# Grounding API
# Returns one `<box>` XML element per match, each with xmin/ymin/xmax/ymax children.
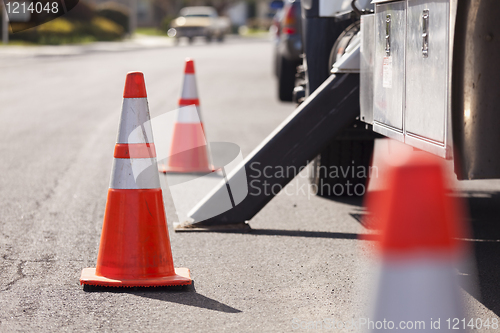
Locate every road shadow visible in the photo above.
<box><xmin>83</xmin><ymin>282</ymin><xmax>241</xmax><ymax>313</ymax></box>
<box><xmin>349</xmin><ymin>212</ymin><xmax>379</xmax><ymax>230</ymax></box>
<box><xmin>187</xmin><ymin>227</ymin><xmax>376</xmax><ymax>241</ymax></box>
<box><xmin>459</xmin><ymin>191</ymin><xmax>500</xmax><ymax>317</ymax></box>
<box><xmin>317</xmin><ymin>194</ymin><xmax>365</xmax><ymax>207</ymax></box>
<box><xmin>248</xmin><ymin>228</ymin><xmax>376</xmax><ymax>240</ymax></box>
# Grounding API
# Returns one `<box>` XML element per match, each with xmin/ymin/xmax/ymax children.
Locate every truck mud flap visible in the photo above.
<box><xmin>175</xmin><ymin>73</ymin><xmax>360</xmax><ymax>231</ymax></box>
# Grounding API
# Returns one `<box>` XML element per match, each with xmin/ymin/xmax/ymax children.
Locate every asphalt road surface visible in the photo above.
<box><xmin>1</xmin><ymin>37</ymin><xmax>500</xmax><ymax>332</ymax></box>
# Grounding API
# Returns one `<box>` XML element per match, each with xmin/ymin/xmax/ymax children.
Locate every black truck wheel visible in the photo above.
<box><xmin>310</xmin><ymin>139</ymin><xmax>374</xmax><ymax>197</ymax></box>
<box><xmin>300</xmin><ymin>11</ymin><xmax>376</xmax><ymax>197</ymax></box>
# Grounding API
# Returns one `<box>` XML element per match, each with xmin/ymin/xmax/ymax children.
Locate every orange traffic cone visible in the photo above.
<box><xmin>363</xmin><ymin>139</ymin><xmax>414</xmax><ymax>228</ymax></box>
<box><xmin>159</xmin><ymin>58</ymin><xmax>212</xmax><ymax>173</ymax></box>
<box><xmin>365</xmin><ymin>152</ymin><xmax>469</xmax><ymax>332</ymax></box>
<box><xmin>80</xmin><ymin>72</ymin><xmax>192</xmax><ymax>287</ymax></box>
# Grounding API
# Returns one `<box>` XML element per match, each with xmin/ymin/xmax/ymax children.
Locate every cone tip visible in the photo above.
<box><xmin>184</xmin><ymin>58</ymin><xmax>195</xmax><ymax>74</ymax></box>
<box><xmin>123</xmin><ymin>72</ymin><xmax>147</xmax><ymax>98</ymax></box>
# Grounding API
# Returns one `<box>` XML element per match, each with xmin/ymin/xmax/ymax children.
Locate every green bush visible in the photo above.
<box><xmin>10</xmin><ymin>17</ymin><xmax>80</xmax><ymax>45</ymax></box>
<box><xmin>38</xmin><ymin>18</ymin><xmax>74</xmax><ymax>34</ymax></box>
<box><xmin>96</xmin><ymin>2</ymin><xmax>130</xmax><ymax>34</ymax></box>
<box><xmin>8</xmin><ymin>2</ymin><xmax>125</xmax><ymax>44</ymax></box>
<box><xmin>90</xmin><ymin>17</ymin><xmax>123</xmax><ymax>41</ymax></box>
<box><xmin>36</xmin><ymin>18</ymin><xmax>76</xmax><ymax>44</ymax></box>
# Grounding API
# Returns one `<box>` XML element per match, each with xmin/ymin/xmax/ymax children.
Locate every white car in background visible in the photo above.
<box><xmin>169</xmin><ymin>6</ymin><xmax>231</xmax><ymax>44</ymax></box>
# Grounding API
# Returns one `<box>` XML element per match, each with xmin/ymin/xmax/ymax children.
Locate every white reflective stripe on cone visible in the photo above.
<box><xmin>180</xmin><ymin>74</ymin><xmax>198</xmax><ymax>100</ymax></box>
<box><xmin>371</xmin><ymin>258</ymin><xmax>464</xmax><ymax>332</ymax></box>
<box><xmin>109</xmin><ymin>158</ymin><xmax>161</xmax><ymax>189</ymax></box>
<box><xmin>117</xmin><ymin>98</ymin><xmax>154</xmax><ymax>144</ymax></box>
<box><xmin>176</xmin><ymin>105</ymin><xmax>202</xmax><ymax>124</ymax></box>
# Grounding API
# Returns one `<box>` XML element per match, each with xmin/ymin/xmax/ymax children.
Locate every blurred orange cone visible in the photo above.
<box><xmin>80</xmin><ymin>72</ymin><xmax>192</xmax><ymax>288</ymax></box>
<box><xmin>365</xmin><ymin>152</ymin><xmax>469</xmax><ymax>332</ymax></box>
<box><xmin>159</xmin><ymin>58</ymin><xmax>212</xmax><ymax>173</ymax></box>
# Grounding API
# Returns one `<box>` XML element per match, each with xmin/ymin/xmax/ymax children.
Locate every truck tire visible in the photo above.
<box><xmin>278</xmin><ymin>56</ymin><xmax>296</xmax><ymax>102</ymax></box>
<box><xmin>304</xmin><ymin>18</ymin><xmax>375</xmax><ymax>198</ymax></box>
<box><xmin>310</xmin><ymin>139</ymin><xmax>374</xmax><ymax>197</ymax></box>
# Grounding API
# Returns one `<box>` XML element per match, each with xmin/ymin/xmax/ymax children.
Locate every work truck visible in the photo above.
<box><xmin>176</xmin><ymin>0</ymin><xmax>500</xmax><ymax>231</ymax></box>
<box><xmin>300</xmin><ymin>0</ymin><xmax>500</xmax><ymax>185</ymax></box>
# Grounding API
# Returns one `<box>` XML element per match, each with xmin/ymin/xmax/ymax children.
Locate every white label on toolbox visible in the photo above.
<box><xmin>383</xmin><ymin>56</ymin><xmax>393</xmax><ymax>89</ymax></box>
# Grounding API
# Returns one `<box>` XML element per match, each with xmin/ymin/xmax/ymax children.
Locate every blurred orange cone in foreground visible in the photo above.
<box><xmin>80</xmin><ymin>72</ymin><xmax>191</xmax><ymax>287</ymax></box>
<box><xmin>159</xmin><ymin>58</ymin><xmax>212</xmax><ymax>173</ymax></box>
<box><xmin>365</xmin><ymin>151</ymin><xmax>469</xmax><ymax>332</ymax></box>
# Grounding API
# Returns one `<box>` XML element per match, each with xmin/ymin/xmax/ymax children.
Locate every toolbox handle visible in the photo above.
<box><xmin>422</xmin><ymin>9</ymin><xmax>429</xmax><ymax>58</ymax></box>
<box><xmin>385</xmin><ymin>14</ymin><xmax>391</xmax><ymax>56</ymax></box>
